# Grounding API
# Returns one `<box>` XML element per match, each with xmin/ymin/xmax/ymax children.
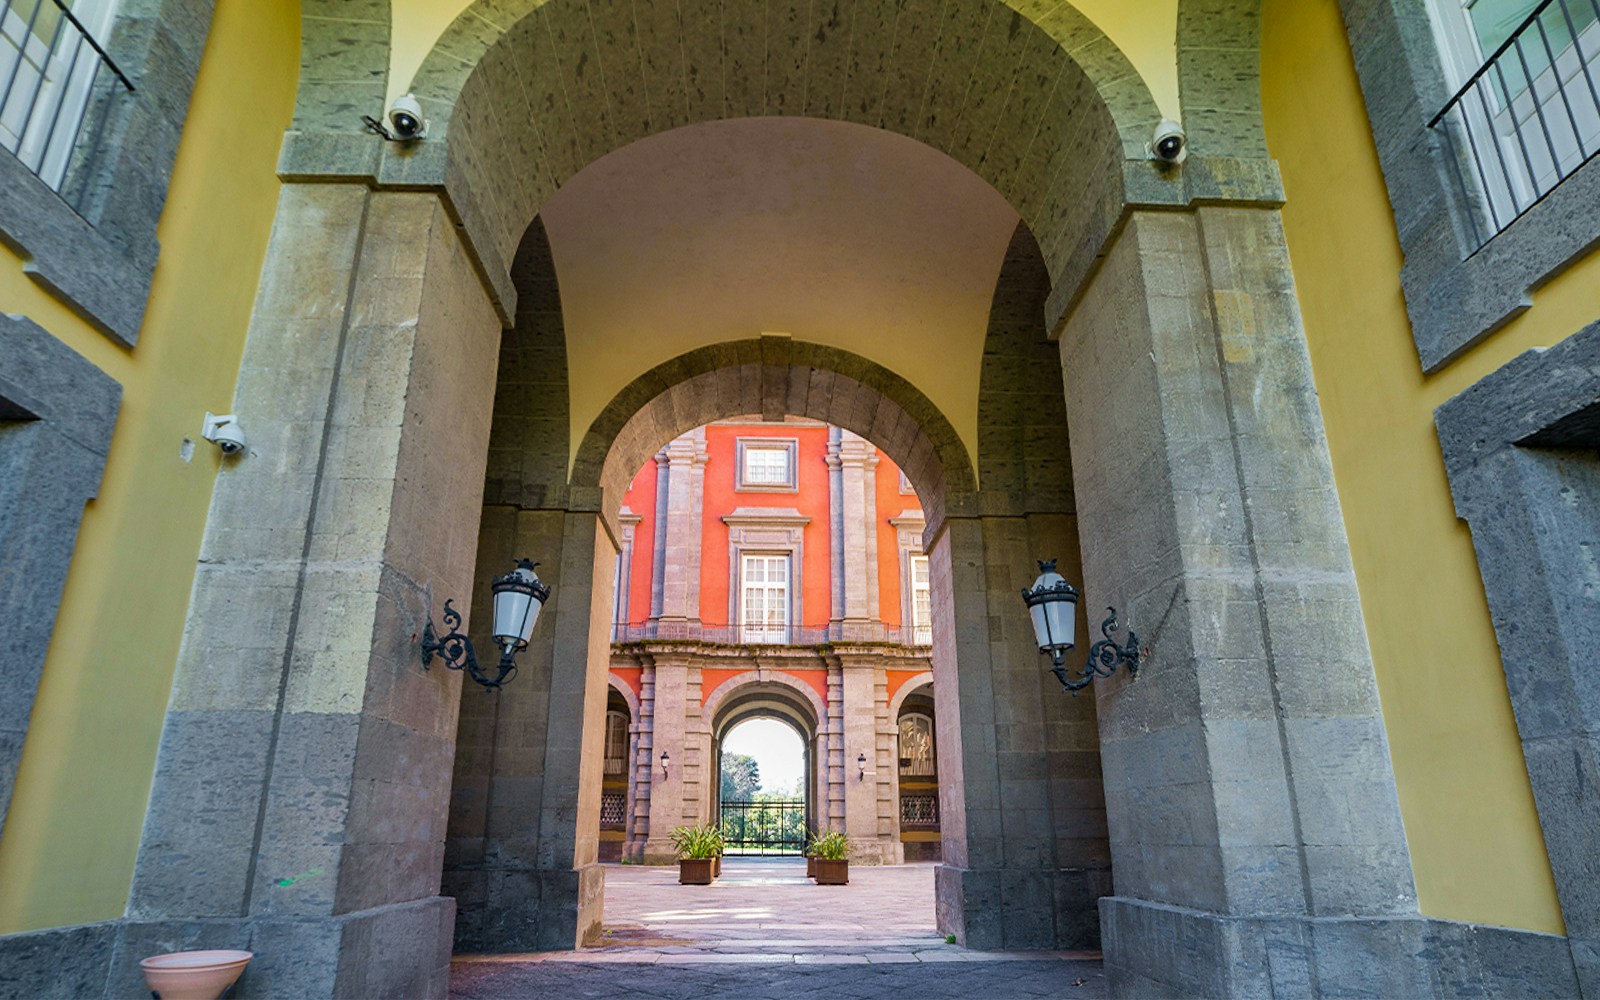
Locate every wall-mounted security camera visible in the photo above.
<box><xmin>201</xmin><ymin>412</ymin><xmax>247</xmax><ymax>456</ymax></box>
<box><xmin>362</xmin><ymin>94</ymin><xmax>429</xmax><ymax>142</ymax></box>
<box><xmin>1148</xmin><ymin>118</ymin><xmax>1187</xmax><ymax>165</ymax></box>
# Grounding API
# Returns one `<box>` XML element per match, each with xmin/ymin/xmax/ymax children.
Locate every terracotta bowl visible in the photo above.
<box><xmin>140</xmin><ymin>950</ymin><xmax>253</xmax><ymax>1000</ymax></box>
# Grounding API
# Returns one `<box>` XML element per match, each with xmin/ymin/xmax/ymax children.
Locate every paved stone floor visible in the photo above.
<box><xmin>451</xmin><ymin>857</ymin><xmax>1106</xmax><ymax>998</ymax></box>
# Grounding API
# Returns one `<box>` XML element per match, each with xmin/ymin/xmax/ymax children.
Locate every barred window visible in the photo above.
<box><xmin>604</xmin><ymin>710</ymin><xmax>628</xmax><ymax>775</ymax></box>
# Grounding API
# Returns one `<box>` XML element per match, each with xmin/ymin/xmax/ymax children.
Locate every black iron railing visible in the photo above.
<box><xmin>1</xmin><ymin>0</ymin><xmax>133</xmax><ymax>210</ymax></box>
<box><xmin>720</xmin><ymin>799</ymin><xmax>806</xmax><ymax>855</ymax></box>
<box><xmin>612</xmin><ymin>620</ymin><xmax>932</xmax><ymax>648</ymax></box>
<box><xmin>1429</xmin><ymin>0</ymin><xmax>1600</xmax><ymax>247</ymax></box>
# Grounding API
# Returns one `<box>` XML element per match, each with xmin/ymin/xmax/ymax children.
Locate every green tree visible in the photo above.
<box><xmin>720</xmin><ymin>753</ymin><xmax>761</xmax><ymax>801</ymax></box>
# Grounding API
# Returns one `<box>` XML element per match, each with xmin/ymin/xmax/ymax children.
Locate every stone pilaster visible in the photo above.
<box><xmin>641</xmin><ymin>654</ymin><xmax>693</xmax><ymax>862</ymax></box>
<box><xmin>1060</xmin><ymin>207</ymin><xmax>1422</xmax><ymax>997</ymax></box>
<box><xmin>832</xmin><ymin>431</ymin><xmax>880</xmax><ymax>635</ymax></box>
<box><xmin>654</xmin><ymin>431</ymin><xmax>707</xmax><ymax>632</ymax></box>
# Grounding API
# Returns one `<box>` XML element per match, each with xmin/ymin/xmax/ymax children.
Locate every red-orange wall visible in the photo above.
<box><xmin>615</xmin><ymin>423</ymin><xmax>915</xmax><ymax>630</ymax></box>
<box><xmin>875</xmin><ymin>454</ymin><xmax>919</xmax><ymax>626</ymax></box>
<box><xmin>700</xmin><ymin>424</ymin><xmax>833</xmax><ymax>627</ymax></box>
<box><xmin>623</xmin><ymin>461</ymin><xmax>657</xmax><ymax>626</ymax></box>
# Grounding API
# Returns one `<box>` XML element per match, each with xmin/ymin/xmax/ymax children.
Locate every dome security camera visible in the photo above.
<box><xmin>1149</xmin><ymin>118</ymin><xmax>1187</xmax><ymax>165</ymax></box>
<box><xmin>202</xmin><ymin>411</ymin><xmax>246</xmax><ymax>456</ymax></box>
<box><xmin>387</xmin><ymin>94</ymin><xmax>428</xmax><ymax>140</ymax></box>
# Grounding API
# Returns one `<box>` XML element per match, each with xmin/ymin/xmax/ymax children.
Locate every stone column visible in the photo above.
<box><xmin>1060</xmin><ymin>208</ymin><xmax>1421</xmax><ymax>997</ymax></box>
<box><xmin>115</xmin><ymin>187</ymin><xmax>501</xmax><ymax>998</ymax></box>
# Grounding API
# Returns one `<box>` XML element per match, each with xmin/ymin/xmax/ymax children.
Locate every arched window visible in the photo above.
<box><xmin>898</xmin><ymin>713</ymin><xmax>935</xmax><ymax>777</ymax></box>
<box><xmin>604</xmin><ymin>710</ymin><xmax>629</xmax><ymax>775</ymax></box>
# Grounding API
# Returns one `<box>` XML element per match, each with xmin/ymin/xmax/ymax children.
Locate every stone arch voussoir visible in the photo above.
<box><xmin>572</xmin><ymin>339</ymin><xmax>976</xmax><ymax>537</ymax></box>
<box><xmin>703</xmin><ymin>671</ymin><xmax>828</xmax><ymax>739</ymax></box>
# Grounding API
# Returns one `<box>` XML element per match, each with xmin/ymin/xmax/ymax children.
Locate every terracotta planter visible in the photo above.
<box><xmin>814</xmin><ymin>859</ymin><xmax>849</xmax><ymax>885</ymax></box>
<box><xmin>140</xmin><ymin>950</ymin><xmax>252</xmax><ymax>1000</ymax></box>
<box><xmin>679</xmin><ymin>858</ymin><xmax>715</xmax><ymax>884</ymax></box>
<box><xmin>806</xmin><ymin>856</ymin><xmax>817</xmax><ymax>878</ymax></box>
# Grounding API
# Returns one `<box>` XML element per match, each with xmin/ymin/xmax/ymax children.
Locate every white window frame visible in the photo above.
<box><xmin>735</xmin><ymin>437</ymin><xmax>799</xmax><ymax>492</ymax></box>
<box><xmin>1</xmin><ymin>0</ymin><xmax>122</xmax><ymax>189</ymax></box>
<box><xmin>1426</xmin><ymin>0</ymin><xmax>1600</xmax><ymax>225</ymax></box>
<box><xmin>908</xmin><ymin>554</ymin><xmax>932</xmax><ymax>646</ymax></box>
<box><xmin>739</xmin><ymin>552</ymin><xmax>791</xmax><ymax>644</ymax></box>
<box><xmin>603</xmin><ymin>710</ymin><xmax>629</xmax><ymax>775</ymax></box>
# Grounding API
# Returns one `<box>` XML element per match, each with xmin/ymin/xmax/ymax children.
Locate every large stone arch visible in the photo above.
<box><xmin>703</xmin><ymin>670</ymin><xmax>828</xmax><ymax>735</ymax></box>
<box><xmin>373</xmin><ymin>0</ymin><xmax>1164</xmax><ymax>320</ymax></box>
<box><xmin>574</xmin><ymin>336</ymin><xmax>978</xmax><ymax>537</ymax></box>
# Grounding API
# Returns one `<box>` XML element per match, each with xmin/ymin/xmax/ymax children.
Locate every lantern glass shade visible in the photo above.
<box><xmin>492</xmin><ymin>559</ymin><xmax>551</xmax><ymax>653</ymax></box>
<box><xmin>1021</xmin><ymin>560</ymin><xmax>1078</xmax><ymax>653</ymax></box>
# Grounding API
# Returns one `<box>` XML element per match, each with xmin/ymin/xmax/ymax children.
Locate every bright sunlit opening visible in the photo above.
<box><xmin>721</xmin><ymin>718</ymin><xmax>804</xmax><ymax>796</ymax></box>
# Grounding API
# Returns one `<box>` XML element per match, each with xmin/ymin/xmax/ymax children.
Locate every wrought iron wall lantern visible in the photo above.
<box><xmin>857</xmin><ymin>752</ymin><xmax>867</xmax><ymax>781</ymax></box>
<box><xmin>421</xmin><ymin>559</ymin><xmax>550</xmax><ymax>691</ymax></box>
<box><xmin>1021</xmin><ymin>559</ymin><xmax>1146</xmax><ymax>695</ymax></box>
<box><xmin>660</xmin><ymin>750</ymin><xmax>670</xmax><ymax>778</ymax></box>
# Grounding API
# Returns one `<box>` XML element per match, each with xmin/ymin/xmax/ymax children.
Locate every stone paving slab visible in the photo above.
<box><xmin>450</xmin><ymin>858</ymin><xmax>1107</xmax><ymax>998</ymax></box>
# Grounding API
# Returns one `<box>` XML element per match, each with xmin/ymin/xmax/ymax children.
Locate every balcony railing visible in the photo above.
<box><xmin>611</xmin><ymin>620</ymin><xmax>933</xmax><ymax>648</ymax></box>
<box><xmin>1</xmin><ymin>0</ymin><xmax>134</xmax><ymax>211</ymax></box>
<box><xmin>1429</xmin><ymin>0</ymin><xmax>1600</xmax><ymax>247</ymax></box>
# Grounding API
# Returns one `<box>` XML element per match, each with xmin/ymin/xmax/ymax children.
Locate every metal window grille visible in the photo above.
<box><xmin>1</xmin><ymin>0</ymin><xmax>133</xmax><ymax>211</ymax></box>
<box><xmin>900</xmin><ymin>794</ymin><xmax>939</xmax><ymax>828</ymax></box>
<box><xmin>1429</xmin><ymin>0</ymin><xmax>1600</xmax><ymax>247</ymax></box>
<box><xmin>720</xmin><ymin>799</ymin><xmax>806</xmax><ymax>854</ymax></box>
<box><xmin>600</xmin><ymin>791</ymin><xmax>626</xmax><ymax>828</ymax></box>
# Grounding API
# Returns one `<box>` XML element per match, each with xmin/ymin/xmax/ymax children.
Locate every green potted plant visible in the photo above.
<box><xmin>810</xmin><ymin>830</ymin><xmax>850</xmax><ymax>885</ymax></box>
<box><xmin>670</xmin><ymin>823</ymin><xmax>723</xmax><ymax>884</ymax></box>
<box><xmin>805</xmin><ymin>833</ymin><xmax>817</xmax><ymax>879</ymax></box>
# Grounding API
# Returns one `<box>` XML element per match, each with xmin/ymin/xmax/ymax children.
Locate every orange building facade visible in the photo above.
<box><xmin>599</xmin><ymin>420</ymin><xmax>940</xmax><ymax>863</ymax></box>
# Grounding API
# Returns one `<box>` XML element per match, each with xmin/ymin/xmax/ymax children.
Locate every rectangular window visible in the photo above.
<box><xmin>604</xmin><ymin>711</ymin><xmax>628</xmax><ymax>775</ymax></box>
<box><xmin>1</xmin><ymin>0</ymin><xmax>127</xmax><ymax>193</ymax></box>
<box><xmin>1427</xmin><ymin>0</ymin><xmax>1600</xmax><ymax>241</ymax></box>
<box><xmin>736</xmin><ymin>438</ymin><xmax>798</xmax><ymax>491</ymax></box>
<box><xmin>909</xmin><ymin>555</ymin><xmax>932</xmax><ymax>646</ymax></box>
<box><xmin>740</xmin><ymin>553</ymin><xmax>790</xmax><ymax>644</ymax></box>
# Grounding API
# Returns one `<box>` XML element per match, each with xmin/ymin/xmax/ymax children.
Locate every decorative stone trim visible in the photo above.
<box><xmin>1434</xmin><ymin>321</ymin><xmax>1600</xmax><ymax>993</ymax></box>
<box><xmin>721</xmin><ymin>507</ymin><xmax>811</xmax><ymax>639</ymax></box>
<box><xmin>0</xmin><ymin>316</ymin><xmax>121</xmax><ymax>840</ymax></box>
<box><xmin>1339</xmin><ymin>0</ymin><xmax>1600</xmax><ymax>370</ymax></box>
<box><xmin>734</xmin><ymin>437</ymin><xmax>799</xmax><ymax>492</ymax></box>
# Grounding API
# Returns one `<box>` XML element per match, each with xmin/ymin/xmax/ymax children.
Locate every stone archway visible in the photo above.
<box><xmin>126</xmin><ymin>1</ymin><xmax>1437</xmax><ymax>995</ymax></box>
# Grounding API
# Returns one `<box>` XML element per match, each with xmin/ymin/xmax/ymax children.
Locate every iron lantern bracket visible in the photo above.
<box><xmin>1049</xmin><ymin>607</ymin><xmax>1146</xmax><ymax>695</ymax></box>
<box><xmin>420</xmin><ymin>599</ymin><xmax>517</xmax><ymax>691</ymax></box>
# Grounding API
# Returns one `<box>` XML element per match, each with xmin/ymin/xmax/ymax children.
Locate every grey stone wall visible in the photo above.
<box><xmin>1436</xmin><ymin>323</ymin><xmax>1600</xmax><ymax>997</ymax></box>
<box><xmin>111</xmin><ymin>186</ymin><xmax>502</xmax><ymax>998</ymax></box>
<box><xmin>1060</xmin><ymin>207</ymin><xmax>1423</xmax><ymax>994</ymax></box>
<box><xmin>0</xmin><ymin>319</ymin><xmax>121</xmax><ymax>842</ymax></box>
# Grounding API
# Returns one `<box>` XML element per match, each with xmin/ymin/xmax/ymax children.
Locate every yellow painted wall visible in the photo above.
<box><xmin>386</xmin><ymin>0</ymin><xmax>1180</xmax><ymax>117</ymax></box>
<box><xmin>0</xmin><ymin>1</ymin><xmax>300</xmax><ymax>932</ymax></box>
<box><xmin>1260</xmin><ymin>0</ymin><xmax>1599</xmax><ymax>934</ymax></box>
